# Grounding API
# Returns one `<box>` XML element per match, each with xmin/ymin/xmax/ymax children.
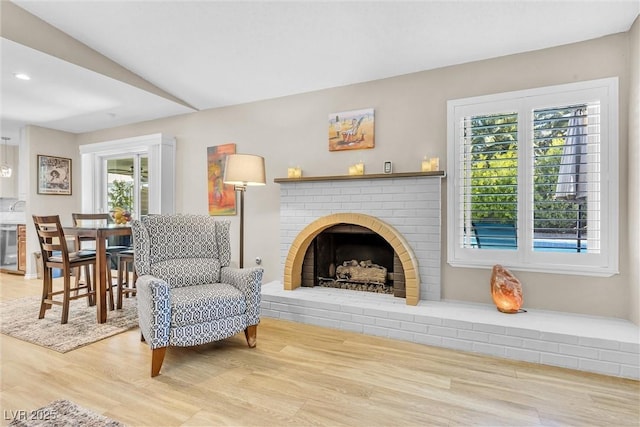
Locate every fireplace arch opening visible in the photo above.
<box><xmin>283</xmin><ymin>213</ymin><xmax>420</xmax><ymax>305</ymax></box>
<box><xmin>309</xmin><ymin>223</ymin><xmax>398</xmax><ymax>295</ymax></box>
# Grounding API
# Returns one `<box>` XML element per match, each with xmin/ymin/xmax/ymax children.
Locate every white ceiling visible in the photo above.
<box><xmin>0</xmin><ymin>38</ymin><xmax>195</xmax><ymax>140</ymax></box>
<box><xmin>2</xmin><ymin>0</ymin><xmax>638</xmax><ymax>142</ymax></box>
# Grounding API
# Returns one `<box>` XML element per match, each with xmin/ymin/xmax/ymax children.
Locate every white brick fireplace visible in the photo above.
<box><xmin>277</xmin><ymin>173</ymin><xmax>443</xmax><ymax>302</ymax></box>
<box><xmin>263</xmin><ymin>173</ymin><xmax>639</xmax><ymax>380</ymax></box>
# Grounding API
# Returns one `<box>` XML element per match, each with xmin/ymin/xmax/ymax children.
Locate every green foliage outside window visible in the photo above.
<box><xmin>468</xmin><ymin>113</ymin><xmax>518</xmax><ymax>225</ymax></box>
<box><xmin>468</xmin><ymin>109</ymin><xmax>582</xmax><ymax>232</ymax></box>
<box><xmin>470</xmin><ymin>148</ymin><xmax>518</xmax><ymax>223</ymax></box>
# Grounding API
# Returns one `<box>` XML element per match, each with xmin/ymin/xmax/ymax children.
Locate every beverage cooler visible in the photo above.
<box><xmin>0</xmin><ymin>224</ymin><xmax>25</xmax><ymax>274</ymax></box>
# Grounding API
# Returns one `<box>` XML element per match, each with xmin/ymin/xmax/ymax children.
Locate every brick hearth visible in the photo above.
<box><xmin>261</xmin><ymin>281</ymin><xmax>640</xmax><ymax>380</ymax></box>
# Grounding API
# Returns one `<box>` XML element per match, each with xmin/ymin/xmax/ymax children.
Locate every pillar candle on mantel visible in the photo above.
<box><xmin>287</xmin><ymin>166</ymin><xmax>302</xmax><ymax>178</ymax></box>
<box><xmin>430</xmin><ymin>157</ymin><xmax>440</xmax><ymax>171</ymax></box>
<box><xmin>421</xmin><ymin>156</ymin><xmax>431</xmax><ymax>172</ymax></box>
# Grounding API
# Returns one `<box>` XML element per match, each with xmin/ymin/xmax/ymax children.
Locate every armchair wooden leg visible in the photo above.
<box><xmin>244</xmin><ymin>325</ymin><xmax>257</xmax><ymax>348</ymax></box>
<box><xmin>151</xmin><ymin>347</ymin><xmax>167</xmax><ymax>377</ymax></box>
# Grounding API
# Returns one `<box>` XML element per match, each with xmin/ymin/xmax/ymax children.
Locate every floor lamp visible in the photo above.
<box><xmin>223</xmin><ymin>154</ymin><xmax>266</xmax><ymax>268</ymax></box>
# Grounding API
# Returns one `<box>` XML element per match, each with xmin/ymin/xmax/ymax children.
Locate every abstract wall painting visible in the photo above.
<box><xmin>207</xmin><ymin>143</ymin><xmax>236</xmax><ymax>215</ymax></box>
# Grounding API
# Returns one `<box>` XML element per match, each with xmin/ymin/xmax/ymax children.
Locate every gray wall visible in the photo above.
<box><xmin>68</xmin><ymin>30</ymin><xmax>637</xmax><ymax>322</ymax></box>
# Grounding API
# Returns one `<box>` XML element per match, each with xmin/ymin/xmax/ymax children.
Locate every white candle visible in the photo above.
<box><xmin>430</xmin><ymin>157</ymin><xmax>440</xmax><ymax>171</ymax></box>
<box><xmin>421</xmin><ymin>156</ymin><xmax>431</xmax><ymax>172</ymax></box>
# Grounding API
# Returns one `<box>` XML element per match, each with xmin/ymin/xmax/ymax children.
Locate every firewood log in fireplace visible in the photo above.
<box><xmin>335</xmin><ymin>259</ymin><xmax>387</xmax><ymax>285</ymax></box>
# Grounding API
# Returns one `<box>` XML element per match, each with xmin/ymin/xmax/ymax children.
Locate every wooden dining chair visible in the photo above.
<box><xmin>32</xmin><ymin>215</ymin><xmax>98</xmax><ymax>324</ymax></box>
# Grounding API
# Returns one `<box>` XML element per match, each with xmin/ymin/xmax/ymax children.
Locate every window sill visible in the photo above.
<box><xmin>447</xmin><ymin>259</ymin><xmax>619</xmax><ymax>278</ymax></box>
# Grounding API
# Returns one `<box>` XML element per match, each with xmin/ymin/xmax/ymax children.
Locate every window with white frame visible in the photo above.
<box><xmin>447</xmin><ymin>78</ymin><xmax>618</xmax><ymax>276</ymax></box>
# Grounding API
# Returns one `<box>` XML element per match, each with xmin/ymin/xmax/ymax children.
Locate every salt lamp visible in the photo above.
<box><xmin>490</xmin><ymin>264</ymin><xmax>523</xmax><ymax>313</ymax></box>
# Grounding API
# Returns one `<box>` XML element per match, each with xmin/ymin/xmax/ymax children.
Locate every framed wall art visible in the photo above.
<box><xmin>37</xmin><ymin>155</ymin><xmax>72</xmax><ymax>195</ymax></box>
<box><xmin>328</xmin><ymin>108</ymin><xmax>375</xmax><ymax>151</ymax></box>
<box><xmin>207</xmin><ymin>143</ymin><xmax>237</xmax><ymax>215</ymax></box>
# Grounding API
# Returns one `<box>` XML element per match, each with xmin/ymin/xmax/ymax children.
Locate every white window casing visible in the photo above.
<box><xmin>447</xmin><ymin>78</ymin><xmax>619</xmax><ymax>277</ymax></box>
<box><xmin>79</xmin><ymin>133</ymin><xmax>176</xmax><ymax>216</ymax></box>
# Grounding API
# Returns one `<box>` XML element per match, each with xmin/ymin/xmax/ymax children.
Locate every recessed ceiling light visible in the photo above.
<box><xmin>14</xmin><ymin>73</ymin><xmax>31</xmax><ymax>80</ymax></box>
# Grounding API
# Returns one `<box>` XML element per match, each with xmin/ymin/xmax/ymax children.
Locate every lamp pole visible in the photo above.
<box><xmin>235</xmin><ymin>184</ymin><xmax>247</xmax><ymax>268</ymax></box>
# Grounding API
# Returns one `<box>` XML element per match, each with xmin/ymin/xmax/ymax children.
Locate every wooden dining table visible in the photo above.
<box><xmin>63</xmin><ymin>223</ymin><xmax>132</xmax><ymax>323</ymax></box>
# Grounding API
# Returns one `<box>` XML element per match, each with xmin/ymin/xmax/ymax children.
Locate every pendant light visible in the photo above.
<box><xmin>1</xmin><ymin>137</ymin><xmax>12</xmax><ymax>178</ymax></box>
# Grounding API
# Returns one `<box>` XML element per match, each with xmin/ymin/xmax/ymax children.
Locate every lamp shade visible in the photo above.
<box><xmin>223</xmin><ymin>154</ymin><xmax>266</xmax><ymax>186</ymax></box>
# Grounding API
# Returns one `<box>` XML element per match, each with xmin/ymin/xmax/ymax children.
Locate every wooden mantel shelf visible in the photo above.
<box><xmin>274</xmin><ymin>170</ymin><xmax>446</xmax><ymax>184</ymax></box>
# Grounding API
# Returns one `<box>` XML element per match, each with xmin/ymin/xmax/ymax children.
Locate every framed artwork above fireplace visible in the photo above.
<box><xmin>328</xmin><ymin>108</ymin><xmax>375</xmax><ymax>151</ymax></box>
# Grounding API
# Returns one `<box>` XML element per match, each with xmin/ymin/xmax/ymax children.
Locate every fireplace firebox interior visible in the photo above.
<box><xmin>302</xmin><ymin>224</ymin><xmax>406</xmax><ymax>297</ymax></box>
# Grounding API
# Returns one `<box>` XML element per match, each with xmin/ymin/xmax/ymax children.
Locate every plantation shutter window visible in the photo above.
<box><xmin>460</xmin><ymin>112</ymin><xmax>519</xmax><ymax>250</ymax></box>
<box><xmin>532</xmin><ymin>104</ymin><xmax>601</xmax><ymax>254</ymax></box>
<box><xmin>447</xmin><ymin>78</ymin><xmax>618</xmax><ymax>277</ymax></box>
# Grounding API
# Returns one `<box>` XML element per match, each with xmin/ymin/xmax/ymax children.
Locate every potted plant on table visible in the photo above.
<box><xmin>108</xmin><ymin>180</ymin><xmax>133</xmax><ymax>225</ymax></box>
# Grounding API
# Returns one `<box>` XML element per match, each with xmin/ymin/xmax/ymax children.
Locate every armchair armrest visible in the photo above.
<box><xmin>221</xmin><ymin>266</ymin><xmax>263</xmax><ymax>326</ymax></box>
<box><xmin>136</xmin><ymin>275</ymin><xmax>171</xmax><ymax>349</ymax></box>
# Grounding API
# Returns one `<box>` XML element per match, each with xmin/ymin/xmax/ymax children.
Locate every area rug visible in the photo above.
<box><xmin>0</xmin><ymin>295</ymin><xmax>138</xmax><ymax>353</ymax></box>
<box><xmin>7</xmin><ymin>399</ymin><xmax>125</xmax><ymax>426</ymax></box>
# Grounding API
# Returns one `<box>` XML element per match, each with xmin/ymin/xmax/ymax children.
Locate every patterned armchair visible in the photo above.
<box><xmin>131</xmin><ymin>214</ymin><xmax>263</xmax><ymax>377</ymax></box>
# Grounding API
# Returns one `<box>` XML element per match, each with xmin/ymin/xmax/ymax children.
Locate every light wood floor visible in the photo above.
<box><xmin>1</xmin><ymin>273</ymin><xmax>638</xmax><ymax>427</ymax></box>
